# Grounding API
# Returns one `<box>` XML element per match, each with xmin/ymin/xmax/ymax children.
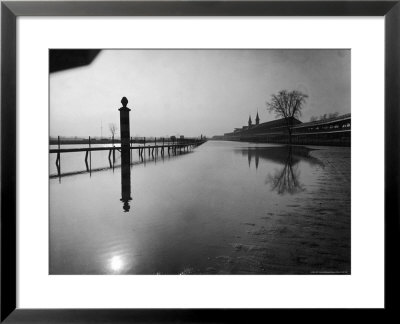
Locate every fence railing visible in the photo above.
<box><xmin>49</xmin><ymin>136</ymin><xmax>206</xmax><ymax>146</ymax></box>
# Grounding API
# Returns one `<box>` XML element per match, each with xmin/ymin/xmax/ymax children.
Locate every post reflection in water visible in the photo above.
<box><xmin>240</xmin><ymin>145</ymin><xmax>324</xmax><ymax>195</ymax></box>
<box><xmin>120</xmin><ymin>147</ymin><xmax>132</xmax><ymax>212</ymax></box>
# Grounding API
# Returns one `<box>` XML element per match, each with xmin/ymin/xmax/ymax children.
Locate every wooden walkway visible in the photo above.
<box><xmin>49</xmin><ymin>142</ymin><xmax>203</xmax><ymax>154</ymax></box>
<box><xmin>50</xmin><ymin>140</ymin><xmax>207</xmax><ymax>177</ymax></box>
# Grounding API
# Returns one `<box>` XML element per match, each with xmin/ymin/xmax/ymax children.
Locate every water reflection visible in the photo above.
<box><xmin>238</xmin><ymin>145</ymin><xmax>324</xmax><ymax>195</ymax></box>
<box><xmin>120</xmin><ymin>155</ymin><xmax>132</xmax><ymax>212</ymax></box>
<box><xmin>50</xmin><ymin>147</ymin><xmax>194</xmax><ymax>181</ymax></box>
<box><xmin>50</xmin><ymin>142</ymin><xmax>350</xmax><ymax>274</ymax></box>
<box><xmin>266</xmin><ymin>148</ymin><xmax>303</xmax><ymax>195</ymax></box>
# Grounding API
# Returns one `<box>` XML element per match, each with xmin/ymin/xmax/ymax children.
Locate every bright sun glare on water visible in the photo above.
<box><xmin>110</xmin><ymin>256</ymin><xmax>124</xmax><ymax>273</ymax></box>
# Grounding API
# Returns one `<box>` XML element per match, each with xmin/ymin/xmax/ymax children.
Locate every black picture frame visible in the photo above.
<box><xmin>1</xmin><ymin>0</ymin><xmax>399</xmax><ymax>322</ymax></box>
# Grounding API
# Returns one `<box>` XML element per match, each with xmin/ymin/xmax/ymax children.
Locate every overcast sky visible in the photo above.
<box><xmin>50</xmin><ymin>49</ymin><xmax>350</xmax><ymax>138</ymax></box>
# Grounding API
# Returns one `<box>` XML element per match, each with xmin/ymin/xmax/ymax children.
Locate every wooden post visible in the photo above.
<box><xmin>85</xmin><ymin>151</ymin><xmax>89</xmax><ymax>171</ymax></box>
<box><xmin>108</xmin><ymin>152</ymin><xmax>112</xmax><ymax>168</ymax></box>
<box><xmin>57</xmin><ymin>136</ymin><xmax>61</xmax><ymax>176</ymax></box>
<box><xmin>56</xmin><ymin>153</ymin><xmax>60</xmax><ymax>175</ymax></box>
<box><xmin>142</xmin><ymin>137</ymin><xmax>146</xmax><ymax>157</ymax></box>
<box><xmin>89</xmin><ymin>136</ymin><xmax>92</xmax><ymax>175</ymax></box>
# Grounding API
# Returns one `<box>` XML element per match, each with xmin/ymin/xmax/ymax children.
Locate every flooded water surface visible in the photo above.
<box><xmin>50</xmin><ymin>141</ymin><xmax>350</xmax><ymax>274</ymax></box>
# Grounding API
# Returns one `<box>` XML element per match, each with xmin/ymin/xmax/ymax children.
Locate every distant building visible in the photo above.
<box><xmin>224</xmin><ymin>116</ymin><xmax>301</xmax><ymax>139</ymax></box>
<box><xmin>221</xmin><ymin>113</ymin><xmax>350</xmax><ymax>146</ymax></box>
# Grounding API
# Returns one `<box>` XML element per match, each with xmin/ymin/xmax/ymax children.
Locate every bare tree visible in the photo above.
<box><xmin>266</xmin><ymin>90</ymin><xmax>308</xmax><ymax>144</ymax></box>
<box><xmin>312</xmin><ymin>112</ymin><xmax>340</xmax><ymax>122</ymax></box>
<box><xmin>109</xmin><ymin>123</ymin><xmax>118</xmax><ymax>145</ymax></box>
<box><xmin>319</xmin><ymin>113</ymin><xmax>328</xmax><ymax>121</ymax></box>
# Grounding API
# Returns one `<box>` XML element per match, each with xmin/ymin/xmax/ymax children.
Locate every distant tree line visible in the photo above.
<box><xmin>309</xmin><ymin>112</ymin><xmax>339</xmax><ymax>122</ymax></box>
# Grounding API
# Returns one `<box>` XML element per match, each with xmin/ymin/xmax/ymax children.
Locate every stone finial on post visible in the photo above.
<box><xmin>121</xmin><ymin>96</ymin><xmax>128</xmax><ymax>108</ymax></box>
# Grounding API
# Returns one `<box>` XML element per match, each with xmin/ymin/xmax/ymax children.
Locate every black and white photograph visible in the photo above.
<box><xmin>49</xmin><ymin>49</ymin><xmax>351</xmax><ymax>275</ymax></box>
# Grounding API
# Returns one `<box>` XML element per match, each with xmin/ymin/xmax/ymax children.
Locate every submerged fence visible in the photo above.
<box><xmin>49</xmin><ymin>136</ymin><xmax>207</xmax><ymax>179</ymax></box>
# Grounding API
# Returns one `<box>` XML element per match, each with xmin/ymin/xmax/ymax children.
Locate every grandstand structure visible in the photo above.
<box><xmin>215</xmin><ymin>113</ymin><xmax>351</xmax><ymax>146</ymax></box>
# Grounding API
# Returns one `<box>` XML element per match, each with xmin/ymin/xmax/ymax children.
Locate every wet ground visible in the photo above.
<box><xmin>50</xmin><ymin>141</ymin><xmax>350</xmax><ymax>274</ymax></box>
<box><xmin>202</xmin><ymin>146</ymin><xmax>350</xmax><ymax>274</ymax></box>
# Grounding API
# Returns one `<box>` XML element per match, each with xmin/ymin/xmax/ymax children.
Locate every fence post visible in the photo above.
<box><xmin>89</xmin><ymin>136</ymin><xmax>92</xmax><ymax>174</ymax></box>
<box><xmin>56</xmin><ymin>136</ymin><xmax>61</xmax><ymax>177</ymax></box>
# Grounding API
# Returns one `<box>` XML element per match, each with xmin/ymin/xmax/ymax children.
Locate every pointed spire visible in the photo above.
<box><xmin>256</xmin><ymin>110</ymin><xmax>260</xmax><ymax>125</ymax></box>
<box><xmin>248</xmin><ymin>115</ymin><xmax>252</xmax><ymax>127</ymax></box>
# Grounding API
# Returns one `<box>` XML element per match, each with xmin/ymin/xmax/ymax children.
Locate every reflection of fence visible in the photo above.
<box><xmin>50</xmin><ymin>136</ymin><xmax>207</xmax><ymax>178</ymax></box>
<box><xmin>49</xmin><ymin>145</ymin><xmax>198</xmax><ymax>180</ymax></box>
